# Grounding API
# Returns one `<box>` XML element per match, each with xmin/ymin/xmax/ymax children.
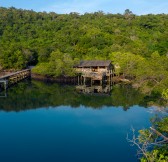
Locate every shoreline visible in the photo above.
<box><xmin>31</xmin><ymin>73</ymin><xmax>78</xmax><ymax>83</ymax></box>
<box><xmin>0</xmin><ymin>70</ymin><xmax>132</xmax><ymax>84</ymax></box>
<box><xmin>31</xmin><ymin>73</ymin><xmax>131</xmax><ymax>84</ymax></box>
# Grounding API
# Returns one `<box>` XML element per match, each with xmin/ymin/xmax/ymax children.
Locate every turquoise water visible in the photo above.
<box><xmin>0</xmin><ymin>80</ymin><xmax>155</xmax><ymax>162</ymax></box>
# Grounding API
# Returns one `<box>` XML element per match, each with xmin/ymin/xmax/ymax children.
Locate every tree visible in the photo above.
<box><xmin>0</xmin><ymin>7</ymin><xmax>168</xmax><ymax>96</ymax></box>
<box><xmin>32</xmin><ymin>50</ymin><xmax>78</xmax><ymax>77</ymax></box>
<box><xmin>124</xmin><ymin>9</ymin><xmax>135</xmax><ymax>20</ymax></box>
<box><xmin>127</xmin><ymin>116</ymin><xmax>168</xmax><ymax>162</ymax></box>
<box><xmin>109</xmin><ymin>52</ymin><xmax>145</xmax><ymax>77</ymax></box>
<box><xmin>162</xmin><ymin>89</ymin><xmax>168</xmax><ymax>100</ymax></box>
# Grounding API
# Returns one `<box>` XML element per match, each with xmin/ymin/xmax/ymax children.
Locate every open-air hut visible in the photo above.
<box><xmin>74</xmin><ymin>60</ymin><xmax>115</xmax><ymax>83</ymax></box>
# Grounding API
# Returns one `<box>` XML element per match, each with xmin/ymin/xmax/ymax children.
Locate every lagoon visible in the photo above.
<box><xmin>0</xmin><ymin>80</ymin><xmax>156</xmax><ymax>162</ymax></box>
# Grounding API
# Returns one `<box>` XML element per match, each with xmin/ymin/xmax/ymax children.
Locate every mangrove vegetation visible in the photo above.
<box><xmin>0</xmin><ymin>7</ymin><xmax>168</xmax><ymax>96</ymax></box>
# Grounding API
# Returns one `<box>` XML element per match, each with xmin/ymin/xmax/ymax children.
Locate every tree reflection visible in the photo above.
<box><xmin>0</xmin><ymin>80</ymin><xmax>164</xmax><ymax>112</ymax></box>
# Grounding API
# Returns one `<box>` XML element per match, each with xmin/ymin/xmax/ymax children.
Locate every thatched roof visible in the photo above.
<box><xmin>75</xmin><ymin>60</ymin><xmax>111</xmax><ymax>67</ymax></box>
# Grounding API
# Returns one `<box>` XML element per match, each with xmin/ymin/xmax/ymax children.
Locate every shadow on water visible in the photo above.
<box><xmin>0</xmin><ymin>79</ymin><xmax>165</xmax><ymax>112</ymax></box>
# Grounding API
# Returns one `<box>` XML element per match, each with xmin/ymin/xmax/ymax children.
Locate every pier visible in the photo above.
<box><xmin>0</xmin><ymin>69</ymin><xmax>31</xmax><ymax>90</ymax></box>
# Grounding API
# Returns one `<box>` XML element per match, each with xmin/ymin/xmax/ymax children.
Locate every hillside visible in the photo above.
<box><xmin>0</xmin><ymin>7</ymin><xmax>168</xmax><ymax>95</ymax></box>
<box><xmin>0</xmin><ymin>7</ymin><xmax>168</xmax><ymax>69</ymax></box>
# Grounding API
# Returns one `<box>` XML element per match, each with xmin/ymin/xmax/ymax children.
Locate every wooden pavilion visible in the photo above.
<box><xmin>74</xmin><ymin>60</ymin><xmax>115</xmax><ymax>84</ymax></box>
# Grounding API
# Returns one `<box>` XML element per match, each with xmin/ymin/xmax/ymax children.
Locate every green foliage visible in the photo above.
<box><xmin>109</xmin><ymin>52</ymin><xmax>145</xmax><ymax>76</ymax></box>
<box><xmin>48</xmin><ymin>50</ymin><xmax>78</xmax><ymax>76</ymax></box>
<box><xmin>0</xmin><ymin>47</ymin><xmax>27</xmax><ymax>70</ymax></box>
<box><xmin>138</xmin><ymin>129</ymin><xmax>153</xmax><ymax>143</ymax></box>
<box><xmin>139</xmin><ymin>53</ymin><xmax>168</xmax><ymax>94</ymax></box>
<box><xmin>110</xmin><ymin>51</ymin><xmax>168</xmax><ymax>95</ymax></box>
<box><xmin>0</xmin><ymin>7</ymin><xmax>168</xmax><ymax>72</ymax></box>
<box><xmin>31</xmin><ymin>63</ymin><xmax>51</xmax><ymax>75</ymax></box>
<box><xmin>0</xmin><ymin>7</ymin><xmax>168</xmax><ymax>94</ymax></box>
<box><xmin>141</xmin><ymin>149</ymin><xmax>168</xmax><ymax>162</ymax></box>
<box><xmin>138</xmin><ymin>117</ymin><xmax>168</xmax><ymax>162</ymax></box>
<box><xmin>156</xmin><ymin>117</ymin><xmax>168</xmax><ymax>133</ymax></box>
<box><xmin>32</xmin><ymin>50</ymin><xmax>78</xmax><ymax>76</ymax></box>
<box><xmin>162</xmin><ymin>89</ymin><xmax>168</xmax><ymax>100</ymax></box>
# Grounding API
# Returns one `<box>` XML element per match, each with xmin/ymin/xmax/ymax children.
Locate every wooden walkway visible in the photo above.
<box><xmin>0</xmin><ymin>69</ymin><xmax>31</xmax><ymax>90</ymax></box>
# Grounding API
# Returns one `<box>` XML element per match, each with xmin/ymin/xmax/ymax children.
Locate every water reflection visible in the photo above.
<box><xmin>0</xmin><ymin>89</ymin><xmax>7</xmax><ymax>98</ymax></box>
<box><xmin>0</xmin><ymin>79</ymin><xmax>166</xmax><ymax>112</ymax></box>
<box><xmin>76</xmin><ymin>84</ymin><xmax>112</xmax><ymax>96</ymax></box>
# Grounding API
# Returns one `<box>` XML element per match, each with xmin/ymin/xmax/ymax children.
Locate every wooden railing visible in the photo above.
<box><xmin>0</xmin><ymin>69</ymin><xmax>31</xmax><ymax>90</ymax></box>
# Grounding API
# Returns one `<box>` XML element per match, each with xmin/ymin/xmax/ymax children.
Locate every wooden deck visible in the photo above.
<box><xmin>82</xmin><ymin>72</ymin><xmax>105</xmax><ymax>80</ymax></box>
<box><xmin>0</xmin><ymin>69</ymin><xmax>31</xmax><ymax>90</ymax></box>
<box><xmin>77</xmin><ymin>71</ymin><xmax>114</xmax><ymax>85</ymax></box>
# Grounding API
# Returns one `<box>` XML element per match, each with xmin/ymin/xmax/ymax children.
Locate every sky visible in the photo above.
<box><xmin>0</xmin><ymin>0</ymin><xmax>168</xmax><ymax>15</ymax></box>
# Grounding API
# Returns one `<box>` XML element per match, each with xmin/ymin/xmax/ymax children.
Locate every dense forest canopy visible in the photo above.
<box><xmin>0</xmin><ymin>7</ymin><xmax>168</xmax><ymax>68</ymax></box>
<box><xmin>0</xmin><ymin>7</ymin><xmax>168</xmax><ymax>95</ymax></box>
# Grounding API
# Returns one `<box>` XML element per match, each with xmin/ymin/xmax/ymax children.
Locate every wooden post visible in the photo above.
<box><xmin>78</xmin><ymin>75</ymin><xmax>79</xmax><ymax>85</ymax></box>
<box><xmin>100</xmin><ymin>79</ymin><xmax>102</xmax><ymax>86</ymax></box>
<box><xmin>4</xmin><ymin>80</ymin><xmax>7</xmax><ymax>90</ymax></box>
<box><xmin>81</xmin><ymin>76</ymin><xmax>82</xmax><ymax>85</ymax></box>
<box><xmin>84</xmin><ymin>77</ymin><xmax>86</xmax><ymax>85</ymax></box>
<box><xmin>110</xmin><ymin>74</ymin><xmax>112</xmax><ymax>85</ymax></box>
